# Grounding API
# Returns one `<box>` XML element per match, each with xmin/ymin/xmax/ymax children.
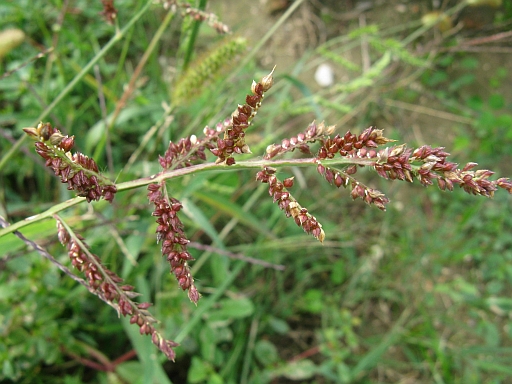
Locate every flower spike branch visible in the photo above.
<box><xmin>23</xmin><ymin>122</ymin><xmax>117</xmax><ymax>203</ymax></box>
<box><xmin>55</xmin><ymin>216</ymin><xmax>179</xmax><ymax>361</ymax></box>
<box><xmin>211</xmin><ymin>67</ymin><xmax>275</xmax><ymax>165</ymax></box>
<box><xmin>260</xmin><ymin>120</ymin><xmax>512</xmax><ymax>234</ymax></box>
<box><xmin>264</xmin><ymin>120</ymin><xmax>337</xmax><ymax>160</ymax></box>
<box><xmin>256</xmin><ymin>167</ymin><xmax>325</xmax><ymax>242</ymax></box>
<box><xmin>148</xmin><ymin>182</ymin><xmax>200</xmax><ymax>304</ymax></box>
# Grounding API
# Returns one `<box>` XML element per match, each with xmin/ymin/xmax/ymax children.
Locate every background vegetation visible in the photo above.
<box><xmin>1</xmin><ymin>0</ymin><xmax>512</xmax><ymax>383</ymax></box>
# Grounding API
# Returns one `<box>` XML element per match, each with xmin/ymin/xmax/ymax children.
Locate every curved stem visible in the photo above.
<box><xmin>0</xmin><ymin>155</ymin><xmax>375</xmax><ymax>238</ymax></box>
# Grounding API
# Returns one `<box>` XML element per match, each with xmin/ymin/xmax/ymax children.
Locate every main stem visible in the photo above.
<box><xmin>0</xmin><ymin>156</ymin><xmax>375</xmax><ymax>238</ymax></box>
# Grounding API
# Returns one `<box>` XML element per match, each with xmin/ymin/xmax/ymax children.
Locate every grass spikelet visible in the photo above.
<box><xmin>172</xmin><ymin>36</ymin><xmax>247</xmax><ymax>105</ymax></box>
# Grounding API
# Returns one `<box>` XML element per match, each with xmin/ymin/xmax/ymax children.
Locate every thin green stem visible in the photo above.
<box><xmin>0</xmin><ymin>196</ymin><xmax>85</xmax><ymax>239</ymax></box>
<box><xmin>105</xmin><ymin>8</ymin><xmax>176</xmax><ymax>137</ymax></box>
<box><xmin>240</xmin><ymin>317</ymin><xmax>260</xmax><ymax>384</ymax></box>
<box><xmin>181</xmin><ymin>0</ymin><xmax>208</xmax><ymax>71</ymax></box>
<box><xmin>0</xmin><ymin>155</ymin><xmax>375</xmax><ymax>239</ymax></box>
<box><xmin>0</xmin><ymin>0</ymin><xmax>154</xmax><ymax>172</ymax></box>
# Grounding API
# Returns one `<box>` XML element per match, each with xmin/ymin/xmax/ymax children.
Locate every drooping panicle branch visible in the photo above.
<box><xmin>23</xmin><ymin>122</ymin><xmax>117</xmax><ymax>203</ymax></box>
<box><xmin>148</xmin><ymin>183</ymin><xmax>200</xmax><ymax>304</ymax></box>
<box><xmin>316</xmin><ymin>160</ymin><xmax>390</xmax><ymax>211</ymax></box>
<box><xmin>374</xmin><ymin>144</ymin><xmax>512</xmax><ymax>198</ymax></box>
<box><xmin>256</xmin><ymin>167</ymin><xmax>325</xmax><ymax>242</ymax></box>
<box><xmin>211</xmin><ymin>67</ymin><xmax>275</xmax><ymax>165</ymax></box>
<box><xmin>261</xmin><ymin>120</ymin><xmax>512</xmax><ymax>234</ymax></box>
<box><xmin>264</xmin><ymin>120</ymin><xmax>336</xmax><ymax>160</ymax></box>
<box><xmin>55</xmin><ymin>216</ymin><xmax>179</xmax><ymax>360</ymax></box>
<box><xmin>311</xmin><ymin>125</ymin><xmax>512</xmax><ymax>206</ymax></box>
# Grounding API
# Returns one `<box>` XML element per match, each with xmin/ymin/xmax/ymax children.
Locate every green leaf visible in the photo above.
<box><xmin>300</xmin><ymin>289</ymin><xmax>323</xmax><ymax>314</ymax></box>
<box><xmin>448</xmin><ymin>73</ymin><xmax>475</xmax><ymax>92</ymax></box>
<box><xmin>206</xmin><ymin>373</ymin><xmax>224</xmax><ymax>384</ymax></box>
<box><xmin>115</xmin><ymin>361</ymin><xmax>145</xmax><ymax>383</ymax></box>
<box><xmin>314</xmin><ymin>96</ymin><xmax>353</xmax><ymax>114</ymax></box>
<box><xmin>2</xmin><ymin>359</ymin><xmax>15</xmax><ymax>380</ymax></box>
<box><xmin>87</xmin><ymin>105</ymin><xmax>160</xmax><ymax>157</ymax></box>
<box><xmin>200</xmin><ymin>325</ymin><xmax>217</xmax><ymax>361</ymax></box>
<box><xmin>174</xmin><ymin>261</ymin><xmax>246</xmax><ymax>344</ymax></box>
<box><xmin>498</xmin><ymin>114</ymin><xmax>512</xmax><ymax>133</ymax></box>
<box><xmin>120</xmin><ymin>276</ymin><xmax>171</xmax><ymax>384</ymax></box>
<box><xmin>489</xmin><ymin>67</ymin><xmax>508</xmax><ymax>88</ymax></box>
<box><xmin>335</xmin><ymin>51</ymin><xmax>391</xmax><ymax>92</ymax></box>
<box><xmin>254</xmin><ymin>340</ymin><xmax>279</xmax><ymax>366</ymax></box>
<box><xmin>461</xmin><ymin>57</ymin><xmax>479</xmax><ymax>70</ymax></box>
<box><xmin>486</xmin><ymin>297</ymin><xmax>512</xmax><ymax>312</ymax></box>
<box><xmin>281</xmin><ymin>75</ymin><xmax>324</xmax><ymax>120</ymax></box>
<box><xmin>488</xmin><ymin>94</ymin><xmax>505</xmax><ymax>110</ymax></box>
<box><xmin>472</xmin><ymin>359</ymin><xmax>512</xmax><ymax>375</ymax></box>
<box><xmin>207</xmin><ymin>297</ymin><xmax>255</xmax><ymax>322</ymax></box>
<box><xmin>193</xmin><ymin>191</ymin><xmax>271</xmax><ymax>237</ymax></box>
<box><xmin>348</xmin><ymin>24</ymin><xmax>379</xmax><ymax>38</ymax></box>
<box><xmin>317</xmin><ymin>46</ymin><xmax>360</xmax><ymax>72</ymax></box>
<box><xmin>120</xmin><ymin>323</ymin><xmax>172</xmax><ymax>384</ymax></box>
<box><xmin>220</xmin><ymin>297</ymin><xmax>255</xmax><ymax>318</ymax></box>
<box><xmin>437</xmin><ymin>55</ymin><xmax>454</xmax><ymax>67</ymax></box>
<box><xmin>466</xmin><ymin>95</ymin><xmax>483</xmax><ymax>110</ymax></box>
<box><xmin>427</xmin><ymin>71</ymin><xmax>448</xmax><ymax>87</ymax></box>
<box><xmin>0</xmin><ymin>218</ymin><xmax>57</xmax><ymax>257</ymax></box>
<box><xmin>188</xmin><ymin>356</ymin><xmax>210</xmax><ymax>383</ymax></box>
<box><xmin>476</xmin><ymin>110</ymin><xmax>497</xmax><ymax>134</ymax></box>
<box><xmin>478</xmin><ymin>321</ymin><xmax>500</xmax><ymax>347</ymax></box>
<box><xmin>182</xmin><ymin>198</ymin><xmax>223</xmax><ymax>246</ymax></box>
<box><xmin>352</xmin><ymin>330</ymin><xmax>401</xmax><ymax>377</ymax></box>
<box><xmin>267</xmin><ymin>316</ymin><xmax>290</xmax><ymax>334</ymax></box>
<box><xmin>121</xmin><ymin>234</ymin><xmax>146</xmax><ymax>278</ymax></box>
<box><xmin>330</xmin><ymin>259</ymin><xmax>346</xmax><ymax>285</ymax></box>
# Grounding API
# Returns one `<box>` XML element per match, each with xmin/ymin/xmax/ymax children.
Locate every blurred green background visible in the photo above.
<box><xmin>1</xmin><ymin>0</ymin><xmax>512</xmax><ymax>383</ymax></box>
